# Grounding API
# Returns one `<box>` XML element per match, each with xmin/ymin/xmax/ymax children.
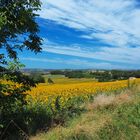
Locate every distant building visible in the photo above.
<box><xmin>91</xmin><ymin>70</ymin><xmax>105</xmax><ymax>73</ymax></box>
<box><xmin>129</xmin><ymin>77</ymin><xmax>136</xmax><ymax>80</ymax></box>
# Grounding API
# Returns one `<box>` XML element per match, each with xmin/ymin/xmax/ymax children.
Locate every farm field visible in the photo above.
<box><xmin>1</xmin><ymin>76</ymin><xmax>140</xmax><ymax>140</ymax></box>
<box><xmin>31</xmin><ymin>85</ymin><xmax>140</xmax><ymax>140</ymax></box>
<box><xmin>1</xmin><ymin>77</ymin><xmax>139</xmax><ymax>110</ymax></box>
<box><xmin>26</xmin><ymin>78</ymin><xmax>140</xmax><ymax>110</ymax></box>
<box><xmin>43</xmin><ymin>74</ymin><xmax>97</xmax><ymax>84</ymax></box>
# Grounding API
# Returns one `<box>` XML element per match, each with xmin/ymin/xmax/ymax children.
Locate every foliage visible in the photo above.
<box><xmin>29</xmin><ymin>72</ymin><xmax>45</xmax><ymax>83</ymax></box>
<box><xmin>0</xmin><ymin>93</ymin><xmax>85</xmax><ymax>139</ymax></box>
<box><xmin>0</xmin><ymin>99</ymin><xmax>53</xmax><ymax>139</ymax></box>
<box><xmin>7</xmin><ymin>59</ymin><xmax>25</xmax><ymax>71</ymax></box>
<box><xmin>0</xmin><ymin>60</ymin><xmax>37</xmax><ymax>139</ymax></box>
<box><xmin>0</xmin><ymin>0</ymin><xmax>42</xmax><ymax>63</ymax></box>
<box><xmin>48</xmin><ymin>78</ymin><xmax>54</xmax><ymax>84</ymax></box>
<box><xmin>0</xmin><ymin>12</ymin><xmax>6</xmax><ymax>29</ymax></box>
<box><xmin>0</xmin><ymin>94</ymin><xmax>26</xmax><ymax>139</ymax></box>
<box><xmin>0</xmin><ymin>0</ymin><xmax>42</xmax><ymax>95</ymax></box>
<box><xmin>0</xmin><ymin>60</ymin><xmax>36</xmax><ymax>95</ymax></box>
<box><xmin>50</xmin><ymin>70</ymin><xmax>140</xmax><ymax>82</ymax></box>
<box><xmin>50</xmin><ymin>70</ymin><xmax>65</xmax><ymax>75</ymax></box>
<box><xmin>0</xmin><ymin>0</ymin><xmax>43</xmax><ymax>139</ymax></box>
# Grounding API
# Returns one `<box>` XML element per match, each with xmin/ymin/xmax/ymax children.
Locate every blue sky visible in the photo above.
<box><xmin>19</xmin><ymin>0</ymin><xmax>140</xmax><ymax>69</ymax></box>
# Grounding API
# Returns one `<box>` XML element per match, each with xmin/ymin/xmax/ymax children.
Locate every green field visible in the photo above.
<box><xmin>43</xmin><ymin>74</ymin><xmax>97</xmax><ymax>84</ymax></box>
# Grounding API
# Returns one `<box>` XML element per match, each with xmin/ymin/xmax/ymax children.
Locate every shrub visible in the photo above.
<box><xmin>29</xmin><ymin>72</ymin><xmax>45</xmax><ymax>83</ymax></box>
<box><xmin>48</xmin><ymin>78</ymin><xmax>54</xmax><ymax>84</ymax></box>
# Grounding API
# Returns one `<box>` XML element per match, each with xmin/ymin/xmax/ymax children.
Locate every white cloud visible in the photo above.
<box><xmin>38</xmin><ymin>0</ymin><xmax>140</xmax><ymax>45</ymax></box>
<box><xmin>37</xmin><ymin>0</ymin><xmax>140</xmax><ymax>68</ymax></box>
<box><xmin>42</xmin><ymin>39</ymin><xmax>140</xmax><ymax>65</ymax></box>
<box><xmin>21</xmin><ymin>57</ymin><xmax>61</xmax><ymax>63</ymax></box>
<box><xmin>20</xmin><ymin>57</ymin><xmax>133</xmax><ymax>69</ymax></box>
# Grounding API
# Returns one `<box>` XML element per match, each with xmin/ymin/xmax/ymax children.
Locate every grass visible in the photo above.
<box><xmin>30</xmin><ymin>86</ymin><xmax>140</xmax><ymax>140</ymax></box>
<box><xmin>43</xmin><ymin>74</ymin><xmax>96</xmax><ymax>84</ymax></box>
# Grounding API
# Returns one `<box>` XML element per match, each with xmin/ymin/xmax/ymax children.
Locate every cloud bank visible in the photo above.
<box><xmin>37</xmin><ymin>0</ymin><xmax>140</xmax><ymax>69</ymax></box>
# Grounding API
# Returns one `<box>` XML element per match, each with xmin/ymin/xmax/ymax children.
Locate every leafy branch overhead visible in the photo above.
<box><xmin>0</xmin><ymin>0</ymin><xmax>42</xmax><ymax>62</ymax></box>
<box><xmin>0</xmin><ymin>0</ymin><xmax>42</xmax><ymax>96</ymax></box>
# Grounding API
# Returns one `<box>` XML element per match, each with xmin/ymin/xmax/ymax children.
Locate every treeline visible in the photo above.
<box><xmin>50</xmin><ymin>70</ymin><xmax>140</xmax><ymax>82</ymax></box>
<box><xmin>50</xmin><ymin>70</ymin><xmax>91</xmax><ymax>78</ymax></box>
<box><xmin>29</xmin><ymin>72</ymin><xmax>45</xmax><ymax>83</ymax></box>
<box><xmin>91</xmin><ymin>70</ymin><xmax>140</xmax><ymax>82</ymax></box>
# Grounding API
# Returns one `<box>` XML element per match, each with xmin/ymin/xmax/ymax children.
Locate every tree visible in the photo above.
<box><xmin>0</xmin><ymin>0</ymin><xmax>43</xmax><ymax>98</ymax></box>
<box><xmin>0</xmin><ymin>12</ymin><xmax>6</xmax><ymax>29</ymax></box>
<box><xmin>0</xmin><ymin>0</ymin><xmax>42</xmax><ymax>94</ymax></box>
<box><xmin>0</xmin><ymin>1</ymin><xmax>42</xmax><ymax>136</ymax></box>
<box><xmin>48</xmin><ymin>78</ymin><xmax>54</xmax><ymax>84</ymax></box>
<box><xmin>29</xmin><ymin>72</ymin><xmax>45</xmax><ymax>83</ymax></box>
<box><xmin>0</xmin><ymin>0</ymin><xmax>42</xmax><ymax>64</ymax></box>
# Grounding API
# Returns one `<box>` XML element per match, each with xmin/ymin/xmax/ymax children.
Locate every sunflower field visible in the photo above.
<box><xmin>1</xmin><ymin>78</ymin><xmax>140</xmax><ymax>135</ymax></box>
<box><xmin>25</xmin><ymin>78</ymin><xmax>140</xmax><ymax>111</ymax></box>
